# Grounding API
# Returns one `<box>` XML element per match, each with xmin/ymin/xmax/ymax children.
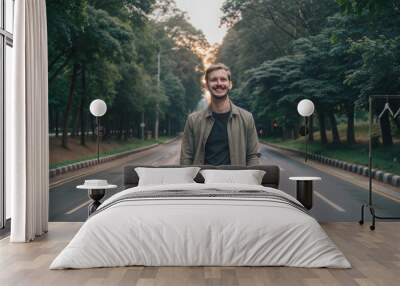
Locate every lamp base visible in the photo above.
<box><xmin>88</xmin><ymin>189</ymin><xmax>105</xmax><ymax>216</ymax></box>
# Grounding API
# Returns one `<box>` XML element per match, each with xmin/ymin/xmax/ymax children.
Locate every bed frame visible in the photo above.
<box><xmin>123</xmin><ymin>165</ymin><xmax>280</xmax><ymax>189</ymax></box>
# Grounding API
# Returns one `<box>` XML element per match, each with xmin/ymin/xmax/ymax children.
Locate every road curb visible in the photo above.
<box><xmin>161</xmin><ymin>136</ymin><xmax>181</xmax><ymax>144</ymax></box>
<box><xmin>262</xmin><ymin>141</ymin><xmax>400</xmax><ymax>188</ymax></box>
<box><xmin>49</xmin><ymin>136</ymin><xmax>182</xmax><ymax>178</ymax></box>
<box><xmin>49</xmin><ymin>136</ymin><xmax>180</xmax><ymax>178</ymax></box>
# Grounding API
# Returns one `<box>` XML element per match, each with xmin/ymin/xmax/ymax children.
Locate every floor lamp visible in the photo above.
<box><xmin>89</xmin><ymin>99</ymin><xmax>107</xmax><ymax>163</ymax></box>
<box><xmin>359</xmin><ymin>94</ymin><xmax>400</xmax><ymax>230</ymax></box>
<box><xmin>297</xmin><ymin>99</ymin><xmax>315</xmax><ymax>162</ymax></box>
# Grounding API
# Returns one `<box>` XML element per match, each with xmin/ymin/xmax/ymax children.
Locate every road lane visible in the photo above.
<box><xmin>259</xmin><ymin>144</ymin><xmax>400</xmax><ymax>221</ymax></box>
<box><xmin>49</xmin><ymin>141</ymin><xmax>180</xmax><ymax>221</ymax></box>
<box><xmin>49</xmin><ymin>140</ymin><xmax>400</xmax><ymax>222</ymax></box>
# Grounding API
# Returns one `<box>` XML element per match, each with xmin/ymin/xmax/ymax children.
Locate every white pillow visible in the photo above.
<box><xmin>200</xmin><ymin>169</ymin><xmax>266</xmax><ymax>185</ymax></box>
<box><xmin>135</xmin><ymin>167</ymin><xmax>201</xmax><ymax>186</ymax></box>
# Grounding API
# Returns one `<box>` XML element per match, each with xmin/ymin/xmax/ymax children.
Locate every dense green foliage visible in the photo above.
<box><xmin>217</xmin><ymin>0</ymin><xmax>400</xmax><ymax>146</ymax></box>
<box><xmin>47</xmin><ymin>0</ymin><xmax>206</xmax><ymax>148</ymax></box>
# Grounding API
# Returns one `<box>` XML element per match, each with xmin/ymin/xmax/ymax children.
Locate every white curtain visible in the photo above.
<box><xmin>8</xmin><ymin>0</ymin><xmax>49</xmax><ymax>242</ymax></box>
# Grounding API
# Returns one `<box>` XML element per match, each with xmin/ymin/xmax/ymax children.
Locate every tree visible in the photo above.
<box><xmin>333</xmin><ymin>1</ymin><xmax>400</xmax><ymax>146</ymax></box>
<box><xmin>48</xmin><ymin>0</ymin><xmax>210</xmax><ymax>148</ymax></box>
<box><xmin>154</xmin><ymin>12</ymin><xmax>206</xmax><ymax>113</ymax></box>
<box><xmin>218</xmin><ymin>0</ymin><xmax>400</xmax><ymax>147</ymax></box>
<box><xmin>337</xmin><ymin>0</ymin><xmax>400</xmax><ymax>15</ymax></box>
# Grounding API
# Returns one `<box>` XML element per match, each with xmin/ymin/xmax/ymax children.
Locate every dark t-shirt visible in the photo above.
<box><xmin>204</xmin><ymin>111</ymin><xmax>231</xmax><ymax>165</ymax></box>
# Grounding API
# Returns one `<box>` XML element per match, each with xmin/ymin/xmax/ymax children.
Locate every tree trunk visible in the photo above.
<box><xmin>290</xmin><ymin>126</ymin><xmax>299</xmax><ymax>140</ymax></box>
<box><xmin>49</xmin><ymin>53</ymin><xmax>72</xmax><ymax>85</ymax></box>
<box><xmin>328</xmin><ymin>111</ymin><xmax>341</xmax><ymax>145</ymax></box>
<box><xmin>103</xmin><ymin>120</ymin><xmax>110</xmax><ymax>141</ymax></box>
<box><xmin>308</xmin><ymin>115</ymin><xmax>314</xmax><ymax>142</ymax></box>
<box><xmin>141</xmin><ymin>112</ymin><xmax>145</xmax><ymax>140</ymax></box>
<box><xmin>168</xmin><ymin>117</ymin><xmax>171</xmax><ymax>136</ymax></box>
<box><xmin>49</xmin><ymin>106</ymin><xmax>53</xmax><ymax>135</ymax></box>
<box><xmin>80</xmin><ymin>65</ymin><xmax>86</xmax><ymax>146</ymax></box>
<box><xmin>62</xmin><ymin>63</ymin><xmax>80</xmax><ymax>148</ymax></box>
<box><xmin>125</xmin><ymin>125</ymin><xmax>129</xmax><ymax>141</ymax></box>
<box><xmin>380</xmin><ymin>112</ymin><xmax>393</xmax><ymax>146</ymax></box>
<box><xmin>118</xmin><ymin>117</ymin><xmax>123</xmax><ymax>140</ymax></box>
<box><xmin>346</xmin><ymin>102</ymin><xmax>356</xmax><ymax>144</ymax></box>
<box><xmin>55</xmin><ymin>108</ymin><xmax>59</xmax><ymax>137</ymax></box>
<box><xmin>49</xmin><ymin>47</ymin><xmax>69</xmax><ymax>71</ymax></box>
<box><xmin>90</xmin><ymin>117</ymin><xmax>96</xmax><ymax>141</ymax></box>
<box><xmin>317</xmin><ymin>109</ymin><xmax>328</xmax><ymax>145</ymax></box>
<box><xmin>395</xmin><ymin>117</ymin><xmax>400</xmax><ymax>130</ymax></box>
<box><xmin>70</xmin><ymin>109</ymin><xmax>79</xmax><ymax>138</ymax></box>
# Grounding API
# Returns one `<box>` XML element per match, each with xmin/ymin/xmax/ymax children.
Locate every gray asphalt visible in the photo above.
<box><xmin>49</xmin><ymin>140</ymin><xmax>400</xmax><ymax>222</ymax></box>
<box><xmin>49</xmin><ymin>142</ymin><xmax>180</xmax><ymax>222</ymax></box>
<box><xmin>259</xmin><ymin>145</ymin><xmax>400</xmax><ymax>221</ymax></box>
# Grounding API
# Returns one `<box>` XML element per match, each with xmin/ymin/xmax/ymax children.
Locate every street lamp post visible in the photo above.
<box><xmin>89</xmin><ymin>99</ymin><xmax>107</xmax><ymax>163</ymax></box>
<box><xmin>297</xmin><ymin>99</ymin><xmax>315</xmax><ymax>162</ymax></box>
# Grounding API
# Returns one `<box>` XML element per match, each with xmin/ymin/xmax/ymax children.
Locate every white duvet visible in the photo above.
<box><xmin>50</xmin><ymin>183</ymin><xmax>351</xmax><ymax>269</ymax></box>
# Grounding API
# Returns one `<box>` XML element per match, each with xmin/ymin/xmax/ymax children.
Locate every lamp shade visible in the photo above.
<box><xmin>89</xmin><ymin>99</ymin><xmax>107</xmax><ymax>117</ymax></box>
<box><xmin>297</xmin><ymin>99</ymin><xmax>315</xmax><ymax>117</ymax></box>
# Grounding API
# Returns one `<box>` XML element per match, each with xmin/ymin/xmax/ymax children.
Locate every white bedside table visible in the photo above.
<box><xmin>77</xmin><ymin>180</ymin><xmax>117</xmax><ymax>216</ymax></box>
<box><xmin>289</xmin><ymin>177</ymin><xmax>321</xmax><ymax>210</ymax></box>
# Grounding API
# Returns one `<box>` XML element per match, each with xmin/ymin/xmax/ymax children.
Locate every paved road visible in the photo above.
<box><xmin>259</xmin><ymin>145</ymin><xmax>400</xmax><ymax>221</ymax></box>
<box><xmin>49</xmin><ymin>140</ymin><xmax>400</xmax><ymax>222</ymax></box>
<box><xmin>49</xmin><ymin>142</ymin><xmax>180</xmax><ymax>222</ymax></box>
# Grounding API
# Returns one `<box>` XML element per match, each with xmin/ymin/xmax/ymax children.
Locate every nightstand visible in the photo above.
<box><xmin>289</xmin><ymin>177</ymin><xmax>321</xmax><ymax>210</ymax></box>
<box><xmin>77</xmin><ymin>180</ymin><xmax>117</xmax><ymax>216</ymax></box>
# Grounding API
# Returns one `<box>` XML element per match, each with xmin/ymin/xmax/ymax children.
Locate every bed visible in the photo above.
<box><xmin>50</xmin><ymin>165</ymin><xmax>351</xmax><ymax>269</ymax></box>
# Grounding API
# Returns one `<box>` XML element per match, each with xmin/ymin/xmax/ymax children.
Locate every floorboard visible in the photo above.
<box><xmin>0</xmin><ymin>222</ymin><xmax>398</xmax><ymax>286</ymax></box>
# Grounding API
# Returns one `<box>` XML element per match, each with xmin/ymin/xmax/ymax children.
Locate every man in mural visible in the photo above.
<box><xmin>180</xmin><ymin>63</ymin><xmax>260</xmax><ymax>166</ymax></box>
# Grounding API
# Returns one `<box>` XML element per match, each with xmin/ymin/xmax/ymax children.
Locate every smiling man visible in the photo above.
<box><xmin>180</xmin><ymin>63</ymin><xmax>260</xmax><ymax>166</ymax></box>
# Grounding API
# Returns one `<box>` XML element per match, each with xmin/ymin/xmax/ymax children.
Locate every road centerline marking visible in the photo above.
<box><xmin>261</xmin><ymin>142</ymin><xmax>400</xmax><ymax>204</ymax></box>
<box><xmin>65</xmin><ymin>200</ymin><xmax>91</xmax><ymax>215</ymax></box>
<box><xmin>314</xmin><ymin>191</ymin><xmax>346</xmax><ymax>212</ymax></box>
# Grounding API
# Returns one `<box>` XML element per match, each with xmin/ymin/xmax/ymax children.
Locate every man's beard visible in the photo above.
<box><xmin>210</xmin><ymin>90</ymin><xmax>229</xmax><ymax>101</ymax></box>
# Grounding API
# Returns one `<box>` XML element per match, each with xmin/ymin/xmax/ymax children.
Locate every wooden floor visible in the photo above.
<box><xmin>0</xmin><ymin>222</ymin><xmax>399</xmax><ymax>286</ymax></box>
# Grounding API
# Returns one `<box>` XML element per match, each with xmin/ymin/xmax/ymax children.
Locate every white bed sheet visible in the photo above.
<box><xmin>50</xmin><ymin>183</ymin><xmax>351</xmax><ymax>269</ymax></box>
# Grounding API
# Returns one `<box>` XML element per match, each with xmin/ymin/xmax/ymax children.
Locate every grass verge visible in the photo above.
<box><xmin>262</xmin><ymin>137</ymin><xmax>400</xmax><ymax>175</ymax></box>
<box><xmin>50</xmin><ymin>136</ymin><xmax>174</xmax><ymax>169</ymax></box>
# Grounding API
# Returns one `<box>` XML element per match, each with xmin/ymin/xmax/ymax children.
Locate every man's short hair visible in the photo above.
<box><xmin>205</xmin><ymin>63</ymin><xmax>231</xmax><ymax>82</ymax></box>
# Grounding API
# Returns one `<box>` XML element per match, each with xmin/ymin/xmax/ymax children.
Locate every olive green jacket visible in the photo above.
<box><xmin>180</xmin><ymin>101</ymin><xmax>260</xmax><ymax>166</ymax></box>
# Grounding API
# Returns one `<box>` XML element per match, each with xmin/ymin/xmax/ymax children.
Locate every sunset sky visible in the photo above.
<box><xmin>175</xmin><ymin>0</ymin><xmax>228</xmax><ymax>45</ymax></box>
